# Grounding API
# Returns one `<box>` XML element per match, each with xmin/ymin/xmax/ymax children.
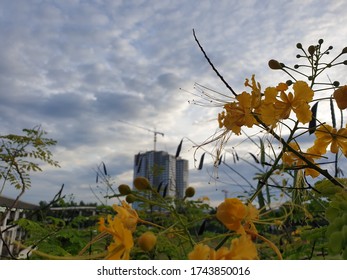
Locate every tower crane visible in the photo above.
<box><xmin>118</xmin><ymin>120</ymin><xmax>164</xmax><ymax>151</ymax></box>
<box><xmin>221</xmin><ymin>189</ymin><xmax>229</xmax><ymax>199</ymax></box>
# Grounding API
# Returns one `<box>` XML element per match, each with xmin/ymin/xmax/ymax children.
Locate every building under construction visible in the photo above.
<box><xmin>133</xmin><ymin>150</ymin><xmax>189</xmax><ymax>200</ymax></box>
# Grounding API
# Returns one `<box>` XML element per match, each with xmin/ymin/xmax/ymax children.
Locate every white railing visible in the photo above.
<box><xmin>0</xmin><ymin>208</ymin><xmax>27</xmax><ymax>259</ymax></box>
<box><xmin>0</xmin><ymin>205</ymin><xmax>99</xmax><ymax>259</ymax></box>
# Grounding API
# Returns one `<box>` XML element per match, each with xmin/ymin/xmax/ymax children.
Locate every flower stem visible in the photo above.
<box><xmin>245</xmin><ymin>230</ymin><xmax>282</xmax><ymax>260</ymax></box>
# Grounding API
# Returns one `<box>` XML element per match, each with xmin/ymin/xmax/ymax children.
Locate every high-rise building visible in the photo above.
<box><xmin>133</xmin><ymin>151</ymin><xmax>188</xmax><ymax>199</ymax></box>
<box><xmin>176</xmin><ymin>158</ymin><xmax>189</xmax><ymax>199</ymax></box>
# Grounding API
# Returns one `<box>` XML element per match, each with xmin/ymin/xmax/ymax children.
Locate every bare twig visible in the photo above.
<box><xmin>193</xmin><ymin>29</ymin><xmax>238</xmax><ymax>97</ymax></box>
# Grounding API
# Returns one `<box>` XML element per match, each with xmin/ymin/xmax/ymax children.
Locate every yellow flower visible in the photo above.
<box><xmin>218</xmin><ymin>76</ymin><xmax>262</xmax><ymax>135</ymax></box>
<box><xmin>261</xmin><ymin>81</ymin><xmax>313</xmax><ymax>125</ymax></box>
<box><xmin>260</xmin><ymin>86</ymin><xmax>280</xmax><ymax>127</ymax></box>
<box><xmin>209</xmin><ymin>246</ymin><xmax>231</xmax><ymax>260</ymax></box>
<box><xmin>188</xmin><ymin>243</ymin><xmax>211</xmax><ymax>260</ymax></box>
<box><xmin>282</xmin><ymin>142</ymin><xmax>300</xmax><ymax>166</ymax></box>
<box><xmin>218</xmin><ymin>79</ymin><xmax>313</xmax><ymax>134</ymax></box>
<box><xmin>216</xmin><ymin>198</ymin><xmax>247</xmax><ymax>232</ymax></box>
<box><xmin>243</xmin><ymin>203</ymin><xmax>260</xmax><ymax>234</ymax></box>
<box><xmin>282</xmin><ymin>142</ymin><xmax>321</xmax><ymax>178</ymax></box>
<box><xmin>245</xmin><ymin>203</ymin><xmax>259</xmax><ymax>221</ymax></box>
<box><xmin>98</xmin><ymin>216</ymin><xmax>133</xmax><ymax>260</ymax></box>
<box><xmin>188</xmin><ymin>235</ymin><xmax>258</xmax><ymax>260</ymax></box>
<box><xmin>311</xmin><ymin>124</ymin><xmax>347</xmax><ymax>156</ymax></box>
<box><xmin>219</xmin><ymin>91</ymin><xmax>257</xmax><ymax>135</ymax></box>
<box><xmin>188</xmin><ymin>244</ymin><xmax>232</xmax><ymax>260</ymax></box>
<box><xmin>112</xmin><ymin>201</ymin><xmax>139</xmax><ymax>232</ymax></box>
<box><xmin>303</xmin><ymin>146</ymin><xmax>322</xmax><ymax>177</ymax></box>
<box><xmin>277</xmin><ymin>81</ymin><xmax>313</xmax><ymax>123</ymax></box>
<box><xmin>244</xmin><ymin>74</ymin><xmax>262</xmax><ymax>109</ymax></box>
<box><xmin>225</xmin><ymin>235</ymin><xmax>258</xmax><ymax>260</ymax></box>
<box><xmin>292</xmin><ymin>81</ymin><xmax>314</xmax><ymax>123</ymax></box>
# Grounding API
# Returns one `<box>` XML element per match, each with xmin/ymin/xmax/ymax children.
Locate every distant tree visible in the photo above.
<box><xmin>0</xmin><ymin>126</ymin><xmax>59</xmax><ymax>258</ymax></box>
<box><xmin>0</xmin><ymin>126</ymin><xmax>59</xmax><ymax>195</ymax></box>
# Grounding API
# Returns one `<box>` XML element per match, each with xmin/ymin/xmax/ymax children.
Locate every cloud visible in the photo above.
<box><xmin>1</xmin><ymin>0</ymin><xmax>347</xmax><ymax>205</ymax></box>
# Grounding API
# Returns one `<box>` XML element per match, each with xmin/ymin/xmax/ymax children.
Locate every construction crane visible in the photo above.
<box><xmin>118</xmin><ymin>120</ymin><xmax>164</xmax><ymax>151</ymax></box>
<box><xmin>221</xmin><ymin>189</ymin><xmax>229</xmax><ymax>199</ymax></box>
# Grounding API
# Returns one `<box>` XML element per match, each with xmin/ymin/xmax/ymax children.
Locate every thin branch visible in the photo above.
<box><xmin>193</xmin><ymin>29</ymin><xmax>238</xmax><ymax>97</ymax></box>
<box><xmin>256</xmin><ymin>116</ymin><xmax>346</xmax><ymax>190</ymax></box>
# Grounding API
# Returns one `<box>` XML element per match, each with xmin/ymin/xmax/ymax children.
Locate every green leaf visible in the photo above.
<box><xmin>330</xmin><ymin>97</ymin><xmax>336</xmax><ymax>128</ymax></box>
<box><xmin>198</xmin><ymin>219</ymin><xmax>207</xmax><ymax>235</ymax></box>
<box><xmin>329</xmin><ymin>231</ymin><xmax>343</xmax><ymax>254</ymax></box>
<box><xmin>175</xmin><ymin>139</ymin><xmax>183</xmax><ymax>158</ymax></box>
<box><xmin>309</xmin><ymin>102</ymin><xmax>318</xmax><ymax>134</ymax></box>
<box><xmin>198</xmin><ymin>153</ymin><xmax>205</xmax><ymax>170</ymax></box>
<box><xmin>102</xmin><ymin>161</ymin><xmax>107</xmax><ymax>175</ymax></box>
<box><xmin>249</xmin><ymin>152</ymin><xmax>259</xmax><ymax>163</ymax></box>
<box><xmin>260</xmin><ymin>137</ymin><xmax>265</xmax><ymax>166</ymax></box>
<box><xmin>326</xmin><ymin>207</ymin><xmax>340</xmax><ymax>222</ymax></box>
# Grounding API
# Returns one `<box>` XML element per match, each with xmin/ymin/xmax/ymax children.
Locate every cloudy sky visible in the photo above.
<box><xmin>1</xmin><ymin>0</ymin><xmax>347</xmax><ymax>206</ymax></box>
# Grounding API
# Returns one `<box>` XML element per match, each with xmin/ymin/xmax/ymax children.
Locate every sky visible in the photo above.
<box><xmin>1</xmin><ymin>0</ymin><xmax>347</xmax><ymax>206</ymax></box>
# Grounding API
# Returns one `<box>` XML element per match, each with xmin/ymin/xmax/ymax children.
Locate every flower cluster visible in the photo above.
<box><xmin>280</xmin><ymin>117</ymin><xmax>347</xmax><ymax>178</ymax></box>
<box><xmin>216</xmin><ymin>198</ymin><xmax>258</xmax><ymax>234</ymax></box>
<box><xmin>311</xmin><ymin>124</ymin><xmax>347</xmax><ymax>156</ymax></box>
<box><xmin>218</xmin><ymin>75</ymin><xmax>314</xmax><ymax>135</ymax></box>
<box><xmin>98</xmin><ymin>215</ymin><xmax>133</xmax><ymax>260</ymax></box>
<box><xmin>282</xmin><ymin>142</ymin><xmax>321</xmax><ymax>178</ymax></box>
<box><xmin>98</xmin><ymin>201</ymin><xmax>139</xmax><ymax>259</ymax></box>
<box><xmin>217</xmin><ymin>72</ymin><xmax>347</xmax><ymax>178</ymax></box>
<box><xmin>281</xmin><ymin>122</ymin><xmax>347</xmax><ymax>178</ymax></box>
<box><xmin>188</xmin><ymin>198</ymin><xmax>260</xmax><ymax>260</ymax></box>
<box><xmin>261</xmin><ymin>81</ymin><xmax>314</xmax><ymax>126</ymax></box>
<box><xmin>188</xmin><ymin>234</ymin><xmax>257</xmax><ymax>260</ymax></box>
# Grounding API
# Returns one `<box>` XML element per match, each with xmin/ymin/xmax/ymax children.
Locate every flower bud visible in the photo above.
<box><xmin>333</xmin><ymin>85</ymin><xmax>347</xmax><ymax>110</ymax></box>
<box><xmin>133</xmin><ymin>176</ymin><xmax>151</xmax><ymax>191</ymax></box>
<box><xmin>268</xmin><ymin>59</ymin><xmax>283</xmax><ymax>70</ymax></box>
<box><xmin>185</xmin><ymin>187</ymin><xmax>195</xmax><ymax>198</ymax></box>
<box><xmin>118</xmin><ymin>184</ymin><xmax>131</xmax><ymax>195</ymax></box>
<box><xmin>138</xmin><ymin>231</ymin><xmax>157</xmax><ymax>251</ymax></box>
<box><xmin>125</xmin><ymin>194</ymin><xmax>136</xmax><ymax>203</ymax></box>
<box><xmin>342</xmin><ymin>47</ymin><xmax>347</xmax><ymax>54</ymax></box>
<box><xmin>296</xmin><ymin>43</ymin><xmax>302</xmax><ymax>49</ymax></box>
<box><xmin>308</xmin><ymin>45</ymin><xmax>315</xmax><ymax>55</ymax></box>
